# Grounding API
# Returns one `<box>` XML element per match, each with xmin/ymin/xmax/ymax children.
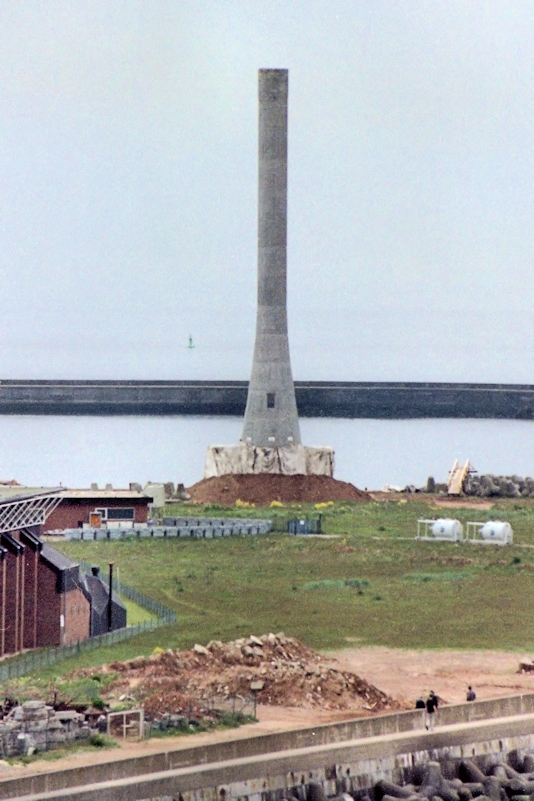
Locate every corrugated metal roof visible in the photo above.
<box><xmin>0</xmin><ymin>486</ymin><xmax>60</xmax><ymax>501</ymax></box>
<box><xmin>58</xmin><ymin>489</ymin><xmax>152</xmax><ymax>500</ymax></box>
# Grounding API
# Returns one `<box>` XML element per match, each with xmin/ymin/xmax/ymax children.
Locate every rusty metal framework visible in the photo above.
<box><xmin>0</xmin><ymin>490</ymin><xmax>63</xmax><ymax>535</ymax></box>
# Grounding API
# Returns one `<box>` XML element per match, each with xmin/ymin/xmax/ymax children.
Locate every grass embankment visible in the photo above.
<box><xmin>28</xmin><ymin>497</ymin><xmax>534</xmax><ymax>678</ymax></box>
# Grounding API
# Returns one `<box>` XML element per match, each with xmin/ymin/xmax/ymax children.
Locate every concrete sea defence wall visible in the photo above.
<box><xmin>5</xmin><ymin>694</ymin><xmax>534</xmax><ymax>801</ymax></box>
<box><xmin>2</xmin><ymin>380</ymin><xmax>534</xmax><ymax>418</ymax></box>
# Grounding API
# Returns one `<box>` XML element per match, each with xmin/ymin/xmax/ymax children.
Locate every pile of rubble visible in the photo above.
<box><xmin>92</xmin><ymin>633</ymin><xmax>401</xmax><ymax>718</ymax></box>
<box><xmin>0</xmin><ymin>700</ymin><xmax>90</xmax><ymax>757</ymax></box>
<box><xmin>466</xmin><ymin>474</ymin><xmax>534</xmax><ymax>498</ymax></box>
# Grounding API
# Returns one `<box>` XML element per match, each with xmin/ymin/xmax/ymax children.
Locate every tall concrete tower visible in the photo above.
<box><xmin>241</xmin><ymin>69</ymin><xmax>301</xmax><ymax>447</ymax></box>
<box><xmin>204</xmin><ymin>69</ymin><xmax>333</xmax><ymax>479</ymax></box>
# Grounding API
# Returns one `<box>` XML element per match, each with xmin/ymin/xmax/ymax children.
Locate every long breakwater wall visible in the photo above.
<box><xmin>6</xmin><ymin>694</ymin><xmax>534</xmax><ymax>801</ymax></box>
<box><xmin>2</xmin><ymin>381</ymin><xmax>534</xmax><ymax>418</ymax></box>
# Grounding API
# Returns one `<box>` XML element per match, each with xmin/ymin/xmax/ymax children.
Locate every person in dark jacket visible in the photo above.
<box><xmin>415</xmin><ymin>695</ymin><xmax>425</xmax><ymax>724</ymax></box>
<box><xmin>466</xmin><ymin>686</ymin><xmax>476</xmax><ymax>702</ymax></box>
<box><xmin>425</xmin><ymin>691</ymin><xmax>439</xmax><ymax>730</ymax></box>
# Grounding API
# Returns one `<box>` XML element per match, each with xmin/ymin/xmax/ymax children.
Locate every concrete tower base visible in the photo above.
<box><xmin>204</xmin><ymin>443</ymin><xmax>334</xmax><ymax>479</ymax></box>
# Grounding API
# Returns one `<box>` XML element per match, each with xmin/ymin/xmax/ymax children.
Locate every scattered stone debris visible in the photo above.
<box><xmin>74</xmin><ymin>633</ymin><xmax>402</xmax><ymax>720</ymax></box>
<box><xmin>187</xmin><ymin>475</ymin><xmax>370</xmax><ymax>506</ymax></box>
<box><xmin>0</xmin><ymin>700</ymin><xmax>90</xmax><ymax>757</ymax></box>
<box><xmin>466</xmin><ymin>474</ymin><xmax>534</xmax><ymax>498</ymax></box>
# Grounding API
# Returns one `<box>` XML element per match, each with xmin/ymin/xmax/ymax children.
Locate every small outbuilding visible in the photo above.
<box><xmin>42</xmin><ymin>487</ymin><xmax>154</xmax><ymax>533</ymax></box>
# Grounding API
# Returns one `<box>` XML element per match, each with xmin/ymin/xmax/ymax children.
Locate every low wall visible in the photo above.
<box><xmin>4</xmin><ymin>694</ymin><xmax>534</xmax><ymax>801</ymax></box>
<box><xmin>64</xmin><ymin>520</ymin><xmax>272</xmax><ymax>541</ymax></box>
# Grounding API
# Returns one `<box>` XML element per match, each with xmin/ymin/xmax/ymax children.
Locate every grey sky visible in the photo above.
<box><xmin>1</xmin><ymin>1</ymin><xmax>533</xmax><ymax>382</ymax></box>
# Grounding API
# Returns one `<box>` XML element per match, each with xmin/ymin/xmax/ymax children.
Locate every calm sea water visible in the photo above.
<box><xmin>0</xmin><ymin>415</ymin><xmax>533</xmax><ymax>491</ymax></box>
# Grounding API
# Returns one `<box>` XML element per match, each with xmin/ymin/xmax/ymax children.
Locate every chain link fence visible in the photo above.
<box><xmin>77</xmin><ymin>560</ymin><xmax>176</xmax><ymax>623</ymax></box>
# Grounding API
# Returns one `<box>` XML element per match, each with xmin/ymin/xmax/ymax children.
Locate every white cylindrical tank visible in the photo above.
<box><xmin>144</xmin><ymin>482</ymin><xmax>166</xmax><ymax>508</ymax></box>
<box><xmin>430</xmin><ymin>518</ymin><xmax>463</xmax><ymax>541</ymax></box>
<box><xmin>480</xmin><ymin>521</ymin><xmax>513</xmax><ymax>544</ymax></box>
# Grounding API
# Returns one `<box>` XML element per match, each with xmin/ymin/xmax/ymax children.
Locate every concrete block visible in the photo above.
<box><xmin>108</xmin><ymin>529</ymin><xmax>122</xmax><ymax>540</ymax></box>
<box><xmin>47</xmin><ymin>731</ymin><xmax>67</xmax><ymax>744</ymax></box>
<box><xmin>152</xmin><ymin>528</ymin><xmax>165</xmax><ymax>537</ymax></box>
<box><xmin>24</xmin><ymin>720</ymin><xmax>48</xmax><ymax>732</ymax></box>
<box><xmin>94</xmin><ymin>529</ymin><xmax>108</xmax><ymax>540</ymax></box>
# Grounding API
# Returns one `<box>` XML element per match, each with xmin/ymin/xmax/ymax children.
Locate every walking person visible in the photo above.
<box><xmin>415</xmin><ymin>695</ymin><xmax>425</xmax><ymax>725</ymax></box>
<box><xmin>425</xmin><ymin>691</ymin><xmax>439</xmax><ymax>730</ymax></box>
<box><xmin>415</xmin><ymin>695</ymin><xmax>426</xmax><ymax>725</ymax></box>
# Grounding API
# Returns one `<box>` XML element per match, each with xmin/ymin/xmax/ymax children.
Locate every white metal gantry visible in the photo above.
<box><xmin>0</xmin><ymin>490</ymin><xmax>63</xmax><ymax>535</ymax></box>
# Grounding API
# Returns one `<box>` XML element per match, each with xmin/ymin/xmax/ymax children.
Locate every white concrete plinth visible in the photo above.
<box><xmin>204</xmin><ymin>443</ymin><xmax>334</xmax><ymax>478</ymax></box>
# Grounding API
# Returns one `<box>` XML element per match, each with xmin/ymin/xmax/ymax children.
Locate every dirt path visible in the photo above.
<box><xmin>2</xmin><ymin>647</ymin><xmax>533</xmax><ymax>780</ymax></box>
<box><xmin>325</xmin><ymin>646</ymin><xmax>534</xmax><ymax>707</ymax></box>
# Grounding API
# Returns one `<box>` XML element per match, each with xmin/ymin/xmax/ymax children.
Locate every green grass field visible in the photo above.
<box><xmin>32</xmin><ymin>496</ymin><xmax>534</xmax><ymax>679</ymax></box>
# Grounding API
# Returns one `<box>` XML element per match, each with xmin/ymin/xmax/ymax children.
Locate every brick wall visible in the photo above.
<box><xmin>2</xmin><ymin>541</ymin><xmax>23</xmax><ymax>655</ymax></box>
<box><xmin>22</xmin><ymin>540</ymin><xmax>39</xmax><ymax>650</ymax></box>
<box><xmin>36</xmin><ymin>559</ymin><xmax>61</xmax><ymax>648</ymax></box>
<box><xmin>63</xmin><ymin>587</ymin><xmax>90</xmax><ymax>645</ymax></box>
<box><xmin>43</xmin><ymin>499</ymin><xmax>149</xmax><ymax>532</ymax></box>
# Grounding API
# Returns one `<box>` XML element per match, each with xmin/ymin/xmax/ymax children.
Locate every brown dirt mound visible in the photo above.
<box><xmin>187</xmin><ymin>474</ymin><xmax>370</xmax><ymax>506</ymax></box>
<box><xmin>76</xmin><ymin>634</ymin><xmax>403</xmax><ymax>719</ymax></box>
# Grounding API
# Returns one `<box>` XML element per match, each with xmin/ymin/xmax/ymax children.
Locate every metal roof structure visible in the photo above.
<box><xmin>0</xmin><ymin>489</ymin><xmax>63</xmax><ymax>535</ymax></box>
<box><xmin>58</xmin><ymin>489</ymin><xmax>152</xmax><ymax>500</ymax></box>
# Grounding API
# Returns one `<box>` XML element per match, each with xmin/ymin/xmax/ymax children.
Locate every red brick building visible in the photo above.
<box><xmin>0</xmin><ymin>529</ymin><xmax>90</xmax><ymax>654</ymax></box>
<box><xmin>0</xmin><ymin>490</ymin><xmax>128</xmax><ymax>656</ymax></box>
<box><xmin>42</xmin><ymin>488</ymin><xmax>153</xmax><ymax>532</ymax></box>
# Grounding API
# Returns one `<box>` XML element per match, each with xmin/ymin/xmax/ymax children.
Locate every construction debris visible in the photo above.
<box><xmin>75</xmin><ymin>634</ymin><xmax>402</xmax><ymax>720</ymax></box>
<box><xmin>0</xmin><ymin>700</ymin><xmax>90</xmax><ymax>757</ymax></box>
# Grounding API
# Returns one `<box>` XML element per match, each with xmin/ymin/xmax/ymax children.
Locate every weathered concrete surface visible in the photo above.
<box><xmin>2</xmin><ymin>380</ymin><xmax>534</xmax><ymax>418</ymax></box>
<box><xmin>12</xmin><ymin>713</ymin><xmax>534</xmax><ymax>801</ymax></box>
<box><xmin>241</xmin><ymin>68</ymin><xmax>301</xmax><ymax>447</ymax></box>
<box><xmin>4</xmin><ymin>694</ymin><xmax>534</xmax><ymax>801</ymax></box>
